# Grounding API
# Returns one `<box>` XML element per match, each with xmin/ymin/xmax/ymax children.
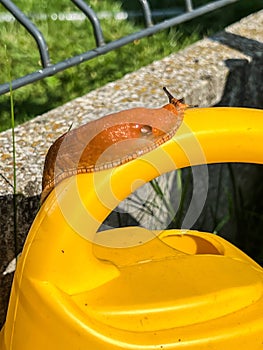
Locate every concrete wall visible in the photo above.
<box><xmin>0</xmin><ymin>10</ymin><xmax>262</xmax><ymax>327</ymax></box>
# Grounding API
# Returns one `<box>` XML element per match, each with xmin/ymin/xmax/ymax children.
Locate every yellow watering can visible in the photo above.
<box><xmin>1</xmin><ymin>102</ymin><xmax>263</xmax><ymax>349</ymax></box>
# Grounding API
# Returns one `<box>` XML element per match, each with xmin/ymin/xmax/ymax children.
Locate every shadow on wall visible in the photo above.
<box><xmin>0</xmin><ymin>194</ymin><xmax>40</xmax><ymax>328</ymax></box>
<box><xmin>213</xmin><ymin>31</ymin><xmax>263</xmax><ymax>108</ymax></box>
<box><xmin>194</xmin><ymin>31</ymin><xmax>263</xmax><ymax>262</ymax></box>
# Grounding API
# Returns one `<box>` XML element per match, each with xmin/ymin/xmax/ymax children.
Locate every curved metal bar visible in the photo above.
<box><xmin>185</xmin><ymin>0</ymin><xmax>193</xmax><ymax>12</ymax></box>
<box><xmin>0</xmin><ymin>0</ymin><xmax>240</xmax><ymax>95</ymax></box>
<box><xmin>0</xmin><ymin>0</ymin><xmax>50</xmax><ymax>68</ymax></box>
<box><xmin>70</xmin><ymin>0</ymin><xmax>105</xmax><ymax>47</ymax></box>
<box><xmin>138</xmin><ymin>0</ymin><xmax>153</xmax><ymax>27</ymax></box>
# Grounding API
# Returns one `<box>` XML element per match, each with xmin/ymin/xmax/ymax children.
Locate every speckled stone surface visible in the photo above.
<box><xmin>0</xmin><ymin>10</ymin><xmax>263</xmax><ymax>327</ymax></box>
<box><xmin>1</xmin><ymin>10</ymin><xmax>262</xmax><ymax>198</ymax></box>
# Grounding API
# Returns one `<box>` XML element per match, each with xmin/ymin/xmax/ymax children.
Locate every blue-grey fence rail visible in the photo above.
<box><xmin>0</xmin><ymin>0</ymin><xmax>239</xmax><ymax>95</ymax></box>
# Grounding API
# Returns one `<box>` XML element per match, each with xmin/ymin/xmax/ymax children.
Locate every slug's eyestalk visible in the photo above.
<box><xmin>163</xmin><ymin>86</ymin><xmax>188</xmax><ymax>111</ymax></box>
<box><xmin>163</xmin><ymin>86</ymin><xmax>174</xmax><ymax>103</ymax></box>
<box><xmin>163</xmin><ymin>86</ymin><xmax>185</xmax><ymax>105</ymax></box>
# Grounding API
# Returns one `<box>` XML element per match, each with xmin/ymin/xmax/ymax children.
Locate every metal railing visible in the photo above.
<box><xmin>0</xmin><ymin>0</ymin><xmax>239</xmax><ymax>95</ymax></box>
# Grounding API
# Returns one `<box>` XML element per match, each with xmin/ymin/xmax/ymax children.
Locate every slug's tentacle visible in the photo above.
<box><xmin>163</xmin><ymin>86</ymin><xmax>175</xmax><ymax>103</ymax></box>
<box><xmin>41</xmin><ymin>87</ymin><xmax>189</xmax><ymax>204</ymax></box>
<box><xmin>162</xmin><ymin>86</ymin><xmax>189</xmax><ymax>112</ymax></box>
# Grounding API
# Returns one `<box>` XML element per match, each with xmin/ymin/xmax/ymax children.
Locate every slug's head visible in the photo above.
<box><xmin>162</xmin><ymin>86</ymin><xmax>189</xmax><ymax>114</ymax></box>
<box><xmin>134</xmin><ymin>86</ymin><xmax>189</xmax><ymax>139</ymax></box>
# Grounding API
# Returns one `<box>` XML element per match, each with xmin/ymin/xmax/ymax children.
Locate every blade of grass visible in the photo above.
<box><xmin>5</xmin><ymin>46</ymin><xmax>18</xmax><ymax>260</ymax></box>
<box><xmin>0</xmin><ymin>173</ymin><xmax>14</xmax><ymax>189</ymax></box>
<box><xmin>169</xmin><ymin>169</ymin><xmax>192</xmax><ymax>228</ymax></box>
<box><xmin>150</xmin><ymin>178</ymin><xmax>176</xmax><ymax>220</ymax></box>
<box><xmin>213</xmin><ymin>213</ymin><xmax>231</xmax><ymax>234</ymax></box>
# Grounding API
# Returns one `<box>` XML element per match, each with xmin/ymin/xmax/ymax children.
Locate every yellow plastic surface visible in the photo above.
<box><xmin>1</xmin><ymin>107</ymin><xmax>263</xmax><ymax>349</ymax></box>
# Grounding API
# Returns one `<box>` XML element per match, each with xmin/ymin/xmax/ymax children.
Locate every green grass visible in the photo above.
<box><xmin>4</xmin><ymin>46</ymin><xmax>19</xmax><ymax>259</ymax></box>
<box><xmin>0</xmin><ymin>0</ymin><xmax>262</xmax><ymax>131</ymax></box>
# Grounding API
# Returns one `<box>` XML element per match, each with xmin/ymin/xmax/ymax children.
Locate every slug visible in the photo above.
<box><xmin>41</xmin><ymin>87</ymin><xmax>188</xmax><ymax>204</ymax></box>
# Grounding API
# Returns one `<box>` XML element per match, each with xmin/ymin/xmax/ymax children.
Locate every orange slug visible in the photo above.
<box><xmin>41</xmin><ymin>87</ymin><xmax>188</xmax><ymax>204</ymax></box>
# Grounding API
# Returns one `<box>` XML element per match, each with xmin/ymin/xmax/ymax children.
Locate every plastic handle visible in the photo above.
<box><xmin>15</xmin><ymin>107</ymin><xmax>263</xmax><ymax>292</ymax></box>
<box><xmin>52</xmin><ymin>106</ymin><xmax>263</xmax><ymax>237</ymax></box>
